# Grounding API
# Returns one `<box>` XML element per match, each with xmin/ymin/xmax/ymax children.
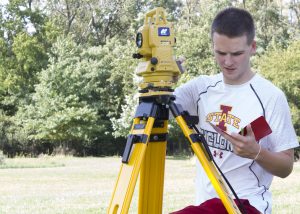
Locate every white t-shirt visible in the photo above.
<box><xmin>174</xmin><ymin>73</ymin><xmax>299</xmax><ymax>214</ymax></box>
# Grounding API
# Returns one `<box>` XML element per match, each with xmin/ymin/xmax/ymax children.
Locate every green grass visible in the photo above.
<box><xmin>0</xmin><ymin>156</ymin><xmax>299</xmax><ymax>213</ymax></box>
<box><xmin>0</xmin><ymin>156</ymin><xmax>65</xmax><ymax>168</ymax></box>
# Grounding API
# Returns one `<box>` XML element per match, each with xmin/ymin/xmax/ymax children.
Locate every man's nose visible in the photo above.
<box><xmin>224</xmin><ymin>54</ymin><xmax>233</xmax><ymax>66</ymax></box>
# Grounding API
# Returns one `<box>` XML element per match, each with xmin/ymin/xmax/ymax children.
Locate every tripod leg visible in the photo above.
<box><xmin>107</xmin><ymin>116</ymin><xmax>155</xmax><ymax>214</ymax></box>
<box><xmin>138</xmin><ymin>120</ymin><xmax>168</xmax><ymax>214</ymax></box>
<box><xmin>170</xmin><ymin>103</ymin><xmax>242</xmax><ymax>214</ymax></box>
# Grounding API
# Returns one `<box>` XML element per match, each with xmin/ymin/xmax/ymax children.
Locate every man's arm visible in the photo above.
<box><xmin>255</xmin><ymin>148</ymin><xmax>294</xmax><ymax>178</ymax></box>
<box><xmin>223</xmin><ymin>125</ymin><xmax>294</xmax><ymax>178</ymax></box>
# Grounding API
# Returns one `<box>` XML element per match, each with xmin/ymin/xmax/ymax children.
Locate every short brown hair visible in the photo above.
<box><xmin>211</xmin><ymin>7</ymin><xmax>255</xmax><ymax>44</ymax></box>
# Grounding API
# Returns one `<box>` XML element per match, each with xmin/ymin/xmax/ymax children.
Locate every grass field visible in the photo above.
<box><xmin>0</xmin><ymin>156</ymin><xmax>299</xmax><ymax>214</ymax></box>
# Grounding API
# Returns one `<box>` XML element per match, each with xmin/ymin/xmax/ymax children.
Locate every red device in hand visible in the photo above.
<box><xmin>209</xmin><ymin>116</ymin><xmax>272</xmax><ymax>141</ymax></box>
<box><xmin>239</xmin><ymin>116</ymin><xmax>272</xmax><ymax>141</ymax></box>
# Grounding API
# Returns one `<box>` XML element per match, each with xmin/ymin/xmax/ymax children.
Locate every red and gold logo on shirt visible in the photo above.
<box><xmin>206</xmin><ymin>105</ymin><xmax>241</xmax><ymax>131</ymax></box>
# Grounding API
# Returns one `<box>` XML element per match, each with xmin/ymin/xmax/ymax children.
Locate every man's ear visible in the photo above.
<box><xmin>250</xmin><ymin>40</ymin><xmax>257</xmax><ymax>55</ymax></box>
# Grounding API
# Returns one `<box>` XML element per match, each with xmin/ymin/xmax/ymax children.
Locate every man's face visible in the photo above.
<box><xmin>212</xmin><ymin>33</ymin><xmax>256</xmax><ymax>85</ymax></box>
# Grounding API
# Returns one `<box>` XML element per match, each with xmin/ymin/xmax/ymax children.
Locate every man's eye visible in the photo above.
<box><xmin>217</xmin><ymin>52</ymin><xmax>226</xmax><ymax>56</ymax></box>
<box><xmin>232</xmin><ymin>52</ymin><xmax>243</xmax><ymax>56</ymax></box>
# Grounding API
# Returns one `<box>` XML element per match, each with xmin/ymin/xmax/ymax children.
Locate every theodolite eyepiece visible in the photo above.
<box><xmin>132</xmin><ymin>53</ymin><xmax>143</xmax><ymax>59</ymax></box>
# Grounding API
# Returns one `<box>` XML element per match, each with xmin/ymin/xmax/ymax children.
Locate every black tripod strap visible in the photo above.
<box><xmin>192</xmin><ymin>125</ymin><xmax>247</xmax><ymax>214</ymax></box>
<box><xmin>170</xmin><ymin>101</ymin><xmax>247</xmax><ymax>214</ymax></box>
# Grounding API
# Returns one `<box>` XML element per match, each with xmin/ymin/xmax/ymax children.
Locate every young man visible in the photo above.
<box><xmin>171</xmin><ymin>7</ymin><xmax>299</xmax><ymax>214</ymax></box>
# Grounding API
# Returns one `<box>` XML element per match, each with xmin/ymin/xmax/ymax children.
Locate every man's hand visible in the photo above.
<box><xmin>223</xmin><ymin>125</ymin><xmax>260</xmax><ymax>159</ymax></box>
<box><xmin>219</xmin><ymin>125</ymin><xmax>294</xmax><ymax>178</ymax></box>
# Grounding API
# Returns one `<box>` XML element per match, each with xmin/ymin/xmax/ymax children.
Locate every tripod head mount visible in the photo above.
<box><xmin>133</xmin><ymin>7</ymin><xmax>184</xmax><ymax>93</ymax></box>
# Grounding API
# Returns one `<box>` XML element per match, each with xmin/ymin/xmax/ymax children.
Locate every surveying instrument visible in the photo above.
<box><xmin>107</xmin><ymin>7</ymin><xmax>243</xmax><ymax>214</ymax></box>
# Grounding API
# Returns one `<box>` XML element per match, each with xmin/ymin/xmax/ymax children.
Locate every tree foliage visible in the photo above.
<box><xmin>0</xmin><ymin>0</ymin><xmax>298</xmax><ymax>157</ymax></box>
<box><xmin>240</xmin><ymin>0</ymin><xmax>291</xmax><ymax>52</ymax></box>
<box><xmin>12</xmin><ymin>35</ymin><xmax>136</xmax><ymax>154</ymax></box>
<box><xmin>255</xmin><ymin>40</ymin><xmax>300</xmax><ymax>138</ymax></box>
<box><xmin>0</xmin><ymin>0</ymin><xmax>48</xmax><ymax>104</ymax></box>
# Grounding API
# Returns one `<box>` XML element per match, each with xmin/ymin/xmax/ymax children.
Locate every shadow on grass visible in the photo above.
<box><xmin>0</xmin><ymin>158</ymin><xmax>66</xmax><ymax>169</ymax></box>
<box><xmin>166</xmin><ymin>155</ymin><xmax>192</xmax><ymax>160</ymax></box>
<box><xmin>0</xmin><ymin>162</ymin><xmax>65</xmax><ymax>169</ymax></box>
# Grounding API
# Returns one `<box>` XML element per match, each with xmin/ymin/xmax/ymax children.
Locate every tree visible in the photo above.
<box><xmin>0</xmin><ymin>0</ymin><xmax>50</xmax><ymax>156</ymax></box>
<box><xmin>238</xmin><ymin>0</ymin><xmax>292</xmax><ymax>53</ymax></box>
<box><xmin>0</xmin><ymin>0</ymin><xmax>48</xmax><ymax>107</ymax></box>
<box><xmin>45</xmin><ymin>0</ymin><xmax>141</xmax><ymax>46</ymax></box>
<box><xmin>288</xmin><ymin>0</ymin><xmax>300</xmax><ymax>39</ymax></box>
<box><xmin>13</xmin><ymin>35</ymin><xmax>137</xmax><ymax>155</ymax></box>
<box><xmin>255</xmin><ymin>40</ymin><xmax>300</xmax><ymax>157</ymax></box>
<box><xmin>13</xmin><ymin>36</ymin><xmax>100</xmax><ymax>153</ymax></box>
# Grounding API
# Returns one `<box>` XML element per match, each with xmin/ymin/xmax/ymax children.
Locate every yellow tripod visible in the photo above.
<box><xmin>107</xmin><ymin>7</ymin><xmax>242</xmax><ymax>214</ymax></box>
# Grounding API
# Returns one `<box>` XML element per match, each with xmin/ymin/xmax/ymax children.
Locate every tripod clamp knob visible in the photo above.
<box><xmin>150</xmin><ymin>57</ymin><xmax>158</xmax><ymax>65</ymax></box>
